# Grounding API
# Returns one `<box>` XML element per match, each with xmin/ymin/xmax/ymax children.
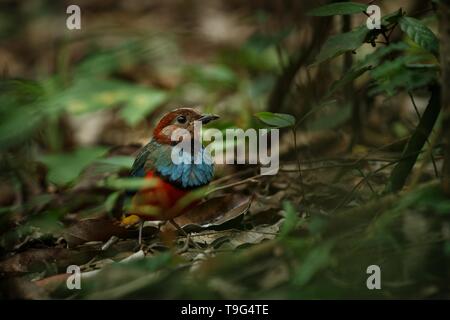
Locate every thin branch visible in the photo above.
<box><xmin>408</xmin><ymin>91</ymin><xmax>439</xmax><ymax>178</ymax></box>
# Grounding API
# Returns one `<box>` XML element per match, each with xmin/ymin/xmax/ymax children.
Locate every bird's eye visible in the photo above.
<box><xmin>176</xmin><ymin>115</ymin><xmax>187</xmax><ymax>124</ymax></box>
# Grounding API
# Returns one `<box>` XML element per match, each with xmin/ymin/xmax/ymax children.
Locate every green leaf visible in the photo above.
<box><xmin>396</xmin><ymin>184</ymin><xmax>450</xmax><ymax>215</ymax></box>
<box><xmin>100</xmin><ymin>176</ymin><xmax>158</xmax><ymax>190</ymax></box>
<box><xmin>328</xmin><ymin>65</ymin><xmax>372</xmax><ymax>97</ymax></box>
<box><xmin>369</xmin><ymin>54</ymin><xmax>437</xmax><ymax>96</ymax></box>
<box><xmin>220</xmin><ymin>46</ymin><xmax>280</xmax><ymax>72</ymax></box>
<box><xmin>294</xmin><ymin>242</ymin><xmax>334</xmax><ymax>286</ymax></box>
<box><xmin>246</xmin><ymin>28</ymin><xmax>292</xmax><ymax>50</ymax></box>
<box><xmin>381</xmin><ymin>8</ymin><xmax>404</xmax><ymax>26</ymax></box>
<box><xmin>95</xmin><ymin>156</ymin><xmax>134</xmax><ymax>169</ymax></box>
<box><xmin>0</xmin><ymin>80</ymin><xmax>47</xmax><ymax>150</ymax></box>
<box><xmin>307</xmin><ymin>104</ymin><xmax>352</xmax><ymax>131</ymax></box>
<box><xmin>39</xmin><ymin>147</ymin><xmax>108</xmax><ymax>186</ymax></box>
<box><xmin>254</xmin><ymin>112</ymin><xmax>296</xmax><ymax>128</ymax></box>
<box><xmin>49</xmin><ymin>78</ymin><xmax>169</xmax><ymax>126</ymax></box>
<box><xmin>104</xmin><ymin>191</ymin><xmax>121</xmax><ymax>213</ymax></box>
<box><xmin>186</xmin><ymin>64</ymin><xmax>238</xmax><ymax>89</ymax></box>
<box><xmin>356</xmin><ymin>42</ymin><xmax>409</xmax><ymax>67</ymax></box>
<box><xmin>399</xmin><ymin>16</ymin><xmax>439</xmax><ymax>56</ymax></box>
<box><xmin>308</xmin><ymin>2</ymin><xmax>368</xmax><ymax>16</ymax></box>
<box><xmin>279</xmin><ymin>201</ymin><xmax>299</xmax><ymax>238</ymax></box>
<box><xmin>119</xmin><ymin>89</ymin><xmax>168</xmax><ymax>126</ymax></box>
<box><xmin>314</xmin><ymin>26</ymin><xmax>369</xmax><ymax>64</ymax></box>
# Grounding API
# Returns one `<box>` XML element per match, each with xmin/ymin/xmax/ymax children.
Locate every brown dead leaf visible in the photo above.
<box><xmin>33</xmin><ymin>273</ymin><xmax>70</xmax><ymax>293</ymax></box>
<box><xmin>192</xmin><ymin>220</ymin><xmax>282</xmax><ymax>249</ymax></box>
<box><xmin>34</xmin><ymin>249</ymin><xmax>146</xmax><ymax>294</ymax></box>
<box><xmin>62</xmin><ymin>217</ymin><xmax>136</xmax><ymax>247</ymax></box>
<box><xmin>0</xmin><ymin>248</ymin><xmax>98</xmax><ymax>275</ymax></box>
<box><xmin>0</xmin><ymin>277</ymin><xmax>49</xmax><ymax>299</ymax></box>
<box><xmin>172</xmin><ymin>194</ymin><xmax>252</xmax><ymax>232</ymax></box>
<box><xmin>249</xmin><ymin>191</ymin><xmax>286</xmax><ymax>215</ymax></box>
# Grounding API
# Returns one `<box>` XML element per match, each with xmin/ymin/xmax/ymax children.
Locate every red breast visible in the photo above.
<box><xmin>129</xmin><ymin>171</ymin><xmax>196</xmax><ymax>221</ymax></box>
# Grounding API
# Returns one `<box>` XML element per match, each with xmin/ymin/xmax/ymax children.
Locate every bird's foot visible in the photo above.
<box><xmin>169</xmin><ymin>219</ymin><xmax>202</xmax><ymax>251</ymax></box>
<box><xmin>133</xmin><ymin>242</ymin><xmax>146</xmax><ymax>252</ymax></box>
<box><xmin>176</xmin><ymin>233</ymin><xmax>191</xmax><ymax>254</ymax></box>
<box><xmin>176</xmin><ymin>233</ymin><xmax>202</xmax><ymax>253</ymax></box>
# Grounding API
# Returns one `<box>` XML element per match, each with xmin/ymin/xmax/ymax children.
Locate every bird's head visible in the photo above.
<box><xmin>153</xmin><ymin>108</ymin><xmax>219</xmax><ymax>145</ymax></box>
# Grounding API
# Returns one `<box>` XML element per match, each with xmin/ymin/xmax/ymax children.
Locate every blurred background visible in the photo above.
<box><xmin>0</xmin><ymin>0</ymin><xmax>449</xmax><ymax>299</ymax></box>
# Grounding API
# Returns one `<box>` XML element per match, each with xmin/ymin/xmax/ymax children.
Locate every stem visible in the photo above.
<box><xmin>439</xmin><ymin>0</ymin><xmax>450</xmax><ymax>196</ymax></box>
<box><xmin>408</xmin><ymin>91</ymin><xmax>439</xmax><ymax>178</ymax></box>
<box><xmin>292</xmin><ymin>127</ymin><xmax>307</xmax><ymax>207</ymax></box>
<box><xmin>385</xmin><ymin>85</ymin><xmax>441</xmax><ymax>193</ymax></box>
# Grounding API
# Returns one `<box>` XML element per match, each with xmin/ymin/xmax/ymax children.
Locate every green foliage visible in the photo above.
<box><xmin>314</xmin><ymin>26</ymin><xmax>369</xmax><ymax>64</ymax></box>
<box><xmin>185</xmin><ymin>64</ymin><xmax>238</xmax><ymax>90</ymax></box>
<box><xmin>48</xmin><ymin>78</ymin><xmax>169</xmax><ymax>126</ymax></box>
<box><xmin>307</xmin><ymin>103</ymin><xmax>352</xmax><ymax>131</ymax></box>
<box><xmin>395</xmin><ymin>184</ymin><xmax>450</xmax><ymax>215</ymax></box>
<box><xmin>95</xmin><ymin>156</ymin><xmax>134</xmax><ymax>170</ymax></box>
<box><xmin>309</xmin><ymin>4</ymin><xmax>439</xmax><ymax>97</ymax></box>
<box><xmin>99</xmin><ymin>176</ymin><xmax>158</xmax><ymax>191</ymax></box>
<box><xmin>254</xmin><ymin>112</ymin><xmax>296</xmax><ymax>128</ymax></box>
<box><xmin>0</xmin><ymin>80</ymin><xmax>46</xmax><ymax>150</ymax></box>
<box><xmin>72</xmin><ymin>37</ymin><xmax>178</xmax><ymax>78</ymax></box>
<box><xmin>328</xmin><ymin>66</ymin><xmax>372</xmax><ymax>97</ymax></box>
<box><xmin>246</xmin><ymin>28</ymin><xmax>292</xmax><ymax>51</ymax></box>
<box><xmin>279</xmin><ymin>201</ymin><xmax>299</xmax><ymax>238</ymax></box>
<box><xmin>219</xmin><ymin>46</ymin><xmax>280</xmax><ymax>73</ymax></box>
<box><xmin>369</xmin><ymin>55</ymin><xmax>438</xmax><ymax>96</ymax></box>
<box><xmin>120</xmin><ymin>89</ymin><xmax>169</xmax><ymax>126</ymax></box>
<box><xmin>356</xmin><ymin>42</ymin><xmax>410</xmax><ymax>67</ymax></box>
<box><xmin>293</xmin><ymin>242</ymin><xmax>334</xmax><ymax>287</ymax></box>
<box><xmin>382</xmin><ymin>8</ymin><xmax>405</xmax><ymax>26</ymax></box>
<box><xmin>399</xmin><ymin>16</ymin><xmax>439</xmax><ymax>56</ymax></box>
<box><xmin>308</xmin><ymin>2</ymin><xmax>368</xmax><ymax>16</ymax></box>
<box><xmin>39</xmin><ymin>147</ymin><xmax>108</xmax><ymax>186</ymax></box>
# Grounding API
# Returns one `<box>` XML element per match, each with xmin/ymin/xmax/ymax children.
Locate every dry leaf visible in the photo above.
<box><xmin>192</xmin><ymin>220</ymin><xmax>282</xmax><ymax>249</ymax></box>
<box><xmin>62</xmin><ymin>217</ymin><xmax>136</xmax><ymax>247</ymax></box>
<box><xmin>172</xmin><ymin>194</ymin><xmax>252</xmax><ymax>232</ymax></box>
<box><xmin>0</xmin><ymin>277</ymin><xmax>49</xmax><ymax>299</ymax></box>
<box><xmin>0</xmin><ymin>248</ymin><xmax>98</xmax><ymax>274</ymax></box>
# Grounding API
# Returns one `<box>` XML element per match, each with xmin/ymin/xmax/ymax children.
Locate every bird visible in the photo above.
<box><xmin>123</xmin><ymin>108</ymin><xmax>219</xmax><ymax>246</ymax></box>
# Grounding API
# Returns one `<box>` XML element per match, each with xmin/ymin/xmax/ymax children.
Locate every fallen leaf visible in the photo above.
<box><xmin>62</xmin><ymin>217</ymin><xmax>136</xmax><ymax>247</ymax></box>
<box><xmin>0</xmin><ymin>248</ymin><xmax>98</xmax><ymax>275</ymax></box>
<box><xmin>192</xmin><ymin>220</ymin><xmax>282</xmax><ymax>249</ymax></box>
<box><xmin>249</xmin><ymin>191</ymin><xmax>286</xmax><ymax>215</ymax></box>
<box><xmin>33</xmin><ymin>273</ymin><xmax>70</xmax><ymax>293</ymax></box>
<box><xmin>0</xmin><ymin>277</ymin><xmax>49</xmax><ymax>299</ymax></box>
<box><xmin>34</xmin><ymin>250</ymin><xmax>145</xmax><ymax>294</ymax></box>
<box><xmin>172</xmin><ymin>194</ymin><xmax>252</xmax><ymax>232</ymax></box>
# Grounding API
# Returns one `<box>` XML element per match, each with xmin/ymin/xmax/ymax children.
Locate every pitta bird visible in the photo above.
<box><xmin>125</xmin><ymin>108</ymin><xmax>219</xmax><ymax>245</ymax></box>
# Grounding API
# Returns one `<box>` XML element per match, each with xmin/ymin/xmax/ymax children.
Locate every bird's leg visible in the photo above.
<box><xmin>176</xmin><ymin>233</ymin><xmax>191</xmax><ymax>254</ymax></box>
<box><xmin>138</xmin><ymin>220</ymin><xmax>144</xmax><ymax>247</ymax></box>
<box><xmin>169</xmin><ymin>219</ymin><xmax>201</xmax><ymax>250</ymax></box>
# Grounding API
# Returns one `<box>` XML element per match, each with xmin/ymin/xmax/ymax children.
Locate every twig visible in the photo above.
<box><xmin>410</xmin><ymin>123</ymin><xmax>442</xmax><ymax>189</ymax></box>
<box><xmin>408</xmin><ymin>91</ymin><xmax>439</xmax><ymax>178</ymax></box>
<box><xmin>206</xmin><ymin>174</ymin><xmax>261</xmax><ymax>195</ymax></box>
<box><xmin>356</xmin><ymin>167</ymin><xmax>376</xmax><ymax>195</ymax></box>
<box><xmin>292</xmin><ymin>128</ymin><xmax>307</xmax><ymax>208</ymax></box>
<box><xmin>332</xmin><ymin>161</ymin><xmax>398</xmax><ymax>213</ymax></box>
<box><xmin>385</xmin><ymin>85</ymin><xmax>441</xmax><ymax>193</ymax></box>
<box><xmin>210</xmin><ymin>167</ymin><xmax>256</xmax><ymax>186</ymax></box>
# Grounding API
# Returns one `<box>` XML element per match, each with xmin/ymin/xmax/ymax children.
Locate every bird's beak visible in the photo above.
<box><xmin>199</xmin><ymin>114</ymin><xmax>219</xmax><ymax>124</ymax></box>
